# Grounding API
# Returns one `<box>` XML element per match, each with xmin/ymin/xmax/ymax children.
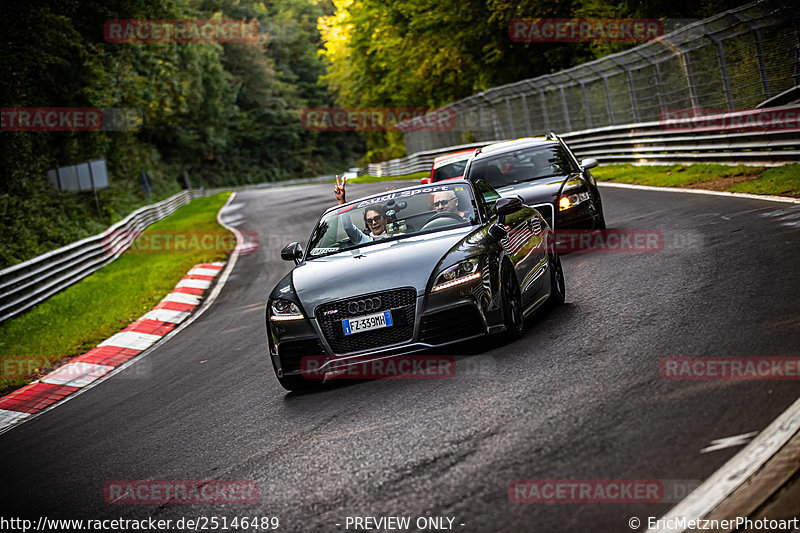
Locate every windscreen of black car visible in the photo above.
<box><xmin>466</xmin><ymin>144</ymin><xmax>578</xmax><ymax>189</ymax></box>
<box><xmin>306</xmin><ymin>184</ymin><xmax>478</xmax><ymax>258</ymax></box>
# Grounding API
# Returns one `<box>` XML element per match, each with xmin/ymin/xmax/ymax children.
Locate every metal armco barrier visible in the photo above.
<box><xmin>0</xmin><ymin>189</ymin><xmax>206</xmax><ymax>323</ymax></box>
<box><xmin>560</xmin><ymin>107</ymin><xmax>799</xmax><ymax>165</ymax></box>
<box><xmin>399</xmin><ymin>0</ymin><xmax>799</xmax><ymax>155</ymax></box>
<box><xmin>363</xmin><ymin>105</ymin><xmax>799</xmax><ymax>177</ymax></box>
<box><xmin>360</xmin><ymin>142</ymin><xmax>486</xmax><ymax>177</ymax></box>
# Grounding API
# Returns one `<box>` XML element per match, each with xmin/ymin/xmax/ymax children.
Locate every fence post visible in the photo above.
<box><xmin>610</xmin><ymin>57</ymin><xmax>641</xmax><ymax>123</ymax></box>
<box><xmin>559</xmin><ymin>85</ymin><xmax>572</xmax><ymax>132</ymax></box>
<box><xmin>661</xmin><ymin>37</ymin><xmax>700</xmax><ymax>109</ymax></box>
<box><xmin>709</xmin><ymin>34</ymin><xmax>735</xmax><ymax>110</ymax></box>
<box><xmin>520</xmin><ymin>93</ymin><xmax>533</xmax><ymax>136</ymax></box>
<box><xmin>505</xmin><ymin>97</ymin><xmax>517</xmax><ymax>138</ymax></box>
<box><xmin>729</xmin><ymin>11</ymin><xmax>773</xmax><ymax>100</ymax></box>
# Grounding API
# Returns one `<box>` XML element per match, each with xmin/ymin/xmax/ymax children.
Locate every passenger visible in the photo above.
<box><xmin>334</xmin><ymin>175</ymin><xmax>389</xmax><ymax>244</ymax></box>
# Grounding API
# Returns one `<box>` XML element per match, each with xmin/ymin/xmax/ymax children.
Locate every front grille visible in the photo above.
<box><xmin>419</xmin><ymin>305</ymin><xmax>484</xmax><ymax>345</ymax></box>
<box><xmin>316</xmin><ymin>288</ymin><xmax>416</xmax><ymax>354</ymax></box>
<box><xmin>278</xmin><ymin>339</ymin><xmax>326</xmax><ymax>373</ymax></box>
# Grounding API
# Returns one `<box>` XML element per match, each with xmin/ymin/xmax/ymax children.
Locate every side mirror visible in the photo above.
<box><xmin>488</xmin><ymin>223</ymin><xmax>508</xmax><ymax>242</ymax></box>
<box><xmin>280</xmin><ymin>242</ymin><xmax>303</xmax><ymax>264</ymax></box>
<box><xmin>495</xmin><ymin>196</ymin><xmax>524</xmax><ymax>224</ymax></box>
<box><xmin>581</xmin><ymin>158</ymin><xmax>599</xmax><ymax>170</ymax></box>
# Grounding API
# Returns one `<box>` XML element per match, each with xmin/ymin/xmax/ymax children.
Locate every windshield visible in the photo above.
<box><xmin>432</xmin><ymin>160</ymin><xmax>468</xmax><ymax>182</ymax></box>
<box><xmin>306</xmin><ymin>183</ymin><xmax>477</xmax><ymax>258</ymax></box>
<box><xmin>432</xmin><ymin>157</ymin><xmax>471</xmax><ymax>182</ymax></box>
<box><xmin>466</xmin><ymin>143</ymin><xmax>578</xmax><ymax>188</ymax></box>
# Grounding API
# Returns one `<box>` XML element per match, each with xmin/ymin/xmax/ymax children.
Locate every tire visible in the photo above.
<box><xmin>548</xmin><ymin>251</ymin><xmax>565</xmax><ymax>307</ymax></box>
<box><xmin>501</xmin><ymin>262</ymin><xmax>524</xmax><ymax>340</ymax></box>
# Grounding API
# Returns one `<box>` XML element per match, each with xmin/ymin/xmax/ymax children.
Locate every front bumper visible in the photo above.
<box><xmin>268</xmin><ymin>280</ymin><xmax>493</xmax><ymax>379</ymax></box>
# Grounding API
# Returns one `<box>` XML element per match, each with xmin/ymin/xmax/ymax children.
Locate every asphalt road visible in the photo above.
<box><xmin>1</xmin><ymin>182</ymin><xmax>799</xmax><ymax>532</ymax></box>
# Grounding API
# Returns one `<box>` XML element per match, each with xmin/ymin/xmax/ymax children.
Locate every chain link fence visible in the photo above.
<box><xmin>402</xmin><ymin>0</ymin><xmax>800</xmax><ymax>154</ymax></box>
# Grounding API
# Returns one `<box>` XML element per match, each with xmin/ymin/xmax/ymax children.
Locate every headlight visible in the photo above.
<box><xmin>432</xmin><ymin>258</ymin><xmax>481</xmax><ymax>292</ymax></box>
<box><xmin>269</xmin><ymin>299</ymin><xmax>304</xmax><ymax>321</ymax></box>
<box><xmin>559</xmin><ymin>190</ymin><xmax>590</xmax><ymax>210</ymax></box>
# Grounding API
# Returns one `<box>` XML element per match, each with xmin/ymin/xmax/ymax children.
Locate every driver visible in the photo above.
<box><xmin>334</xmin><ymin>175</ymin><xmax>389</xmax><ymax>244</ymax></box>
<box><xmin>432</xmin><ymin>190</ymin><xmax>468</xmax><ymax>220</ymax></box>
<box><xmin>432</xmin><ymin>190</ymin><xmax>459</xmax><ymax>213</ymax></box>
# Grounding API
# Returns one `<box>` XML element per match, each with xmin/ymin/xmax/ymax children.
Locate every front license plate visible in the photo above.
<box><xmin>342</xmin><ymin>310</ymin><xmax>393</xmax><ymax>336</ymax></box>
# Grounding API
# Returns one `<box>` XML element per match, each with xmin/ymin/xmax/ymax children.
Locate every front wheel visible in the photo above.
<box><xmin>501</xmin><ymin>262</ymin><xmax>524</xmax><ymax>340</ymax></box>
<box><xmin>548</xmin><ymin>251</ymin><xmax>565</xmax><ymax>307</ymax></box>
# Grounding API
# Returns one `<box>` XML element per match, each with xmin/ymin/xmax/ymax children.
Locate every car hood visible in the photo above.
<box><xmin>293</xmin><ymin>229</ymin><xmax>470</xmax><ymax>315</ymax></box>
<box><xmin>497</xmin><ymin>173</ymin><xmax>584</xmax><ymax>204</ymax></box>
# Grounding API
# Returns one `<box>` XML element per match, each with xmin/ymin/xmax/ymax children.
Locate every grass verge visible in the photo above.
<box><xmin>592</xmin><ymin>163</ymin><xmax>800</xmax><ymax>197</ymax></box>
<box><xmin>0</xmin><ymin>193</ymin><xmax>232</xmax><ymax>396</ymax></box>
<box><xmin>335</xmin><ymin>164</ymin><xmax>800</xmax><ymax>197</ymax></box>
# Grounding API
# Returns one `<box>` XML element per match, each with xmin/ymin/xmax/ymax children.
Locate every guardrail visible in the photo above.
<box><xmin>399</xmin><ymin>0</ymin><xmax>799</xmax><ymax>154</ymax></box>
<box><xmin>361</xmin><ymin>142</ymin><xmax>486</xmax><ymax>177</ymax></box>
<box><xmin>361</xmin><ymin>106</ymin><xmax>799</xmax><ymax>177</ymax></box>
<box><xmin>0</xmin><ymin>189</ymin><xmax>206</xmax><ymax>323</ymax></box>
<box><xmin>0</xmin><ymin>173</ymin><xmax>342</xmax><ymax>324</ymax></box>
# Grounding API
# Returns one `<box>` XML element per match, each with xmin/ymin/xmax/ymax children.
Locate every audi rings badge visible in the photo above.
<box><xmin>347</xmin><ymin>297</ymin><xmax>382</xmax><ymax>314</ymax></box>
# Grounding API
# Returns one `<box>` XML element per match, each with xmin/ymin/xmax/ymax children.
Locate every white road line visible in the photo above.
<box><xmin>699</xmin><ymin>431</ymin><xmax>759</xmax><ymax>454</ymax></box>
<box><xmin>647</xmin><ymin>397</ymin><xmax>800</xmax><ymax>532</ymax></box>
<box><xmin>220</xmin><ymin>202</ymin><xmax>245</xmax><ymax>213</ymax></box>
<box><xmin>599</xmin><ymin>182</ymin><xmax>800</xmax><ymax>204</ymax></box>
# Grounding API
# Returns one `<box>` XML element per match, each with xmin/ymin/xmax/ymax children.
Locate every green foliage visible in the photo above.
<box><xmin>1</xmin><ymin>0</ymin><xmax>363</xmax><ymax>267</ymax></box>
<box><xmin>727</xmin><ymin>164</ymin><xmax>800</xmax><ymax>197</ymax></box>
<box><xmin>592</xmin><ymin>163</ymin><xmax>800</xmax><ymax>198</ymax></box>
<box><xmin>319</xmin><ymin>0</ymin><xmax>754</xmax><ymax>156</ymax></box>
<box><xmin>0</xmin><ymin>193</ymin><xmax>231</xmax><ymax>397</ymax></box>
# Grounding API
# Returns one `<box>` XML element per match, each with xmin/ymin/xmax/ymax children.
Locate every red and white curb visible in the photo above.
<box><xmin>0</xmin><ymin>262</ymin><xmax>224</xmax><ymax>431</ymax></box>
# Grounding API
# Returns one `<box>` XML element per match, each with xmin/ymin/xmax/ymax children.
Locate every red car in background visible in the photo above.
<box><xmin>421</xmin><ymin>149</ymin><xmax>479</xmax><ymax>184</ymax></box>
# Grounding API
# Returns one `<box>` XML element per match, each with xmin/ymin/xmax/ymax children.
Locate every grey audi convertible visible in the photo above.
<box><xmin>266</xmin><ymin>180</ymin><xmax>565</xmax><ymax>390</ymax></box>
